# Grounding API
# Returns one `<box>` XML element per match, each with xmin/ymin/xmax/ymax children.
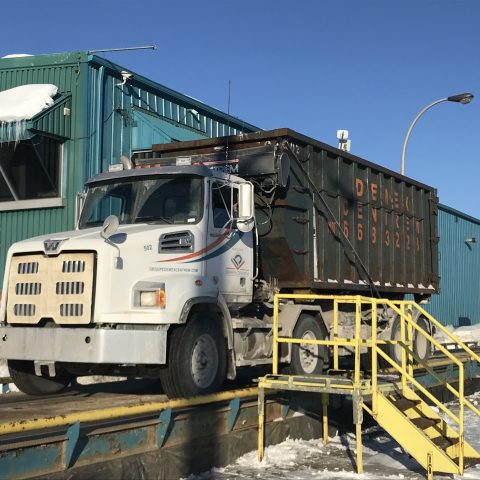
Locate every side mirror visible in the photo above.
<box><xmin>238</xmin><ymin>183</ymin><xmax>254</xmax><ymax>220</ymax></box>
<box><xmin>101</xmin><ymin>215</ymin><xmax>119</xmax><ymax>240</ymax></box>
<box><xmin>75</xmin><ymin>192</ymin><xmax>86</xmax><ymax>228</ymax></box>
<box><xmin>236</xmin><ymin>183</ymin><xmax>254</xmax><ymax>233</ymax></box>
<box><xmin>100</xmin><ymin>215</ymin><xmax>122</xmax><ymax>269</ymax></box>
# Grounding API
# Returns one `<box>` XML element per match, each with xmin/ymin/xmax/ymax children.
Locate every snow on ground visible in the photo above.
<box><xmin>434</xmin><ymin>323</ymin><xmax>480</xmax><ymax>345</ymax></box>
<box><xmin>76</xmin><ymin>375</ymin><xmax>128</xmax><ymax>385</ymax></box>
<box><xmin>187</xmin><ymin>392</ymin><xmax>480</xmax><ymax>480</ymax></box>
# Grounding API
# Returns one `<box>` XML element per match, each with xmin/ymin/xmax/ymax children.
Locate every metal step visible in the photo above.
<box><xmin>411</xmin><ymin>417</ymin><xmax>441</xmax><ymax>430</ymax></box>
<box><xmin>451</xmin><ymin>457</ymin><xmax>480</xmax><ymax>469</ymax></box>
<box><xmin>431</xmin><ymin>435</ymin><xmax>454</xmax><ymax>450</ymax></box>
<box><xmin>391</xmin><ymin>397</ymin><xmax>421</xmax><ymax>412</ymax></box>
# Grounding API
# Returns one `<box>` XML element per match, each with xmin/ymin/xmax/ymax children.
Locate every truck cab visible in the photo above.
<box><xmin>0</xmin><ymin>164</ymin><xmax>257</xmax><ymax>397</ymax></box>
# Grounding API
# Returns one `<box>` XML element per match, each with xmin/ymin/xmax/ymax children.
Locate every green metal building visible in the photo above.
<box><xmin>426</xmin><ymin>204</ymin><xmax>480</xmax><ymax>327</ymax></box>
<box><xmin>0</xmin><ymin>52</ymin><xmax>258</xmax><ymax>280</ymax></box>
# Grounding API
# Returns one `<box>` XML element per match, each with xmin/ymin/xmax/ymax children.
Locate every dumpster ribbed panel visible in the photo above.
<box><xmin>426</xmin><ymin>205</ymin><xmax>480</xmax><ymax>327</ymax></box>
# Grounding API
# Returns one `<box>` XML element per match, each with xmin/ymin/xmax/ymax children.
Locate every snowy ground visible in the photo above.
<box><xmin>187</xmin><ymin>392</ymin><xmax>480</xmax><ymax>480</ymax></box>
<box><xmin>434</xmin><ymin>323</ymin><xmax>480</xmax><ymax>345</ymax></box>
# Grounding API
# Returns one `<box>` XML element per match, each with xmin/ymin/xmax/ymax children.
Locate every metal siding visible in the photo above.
<box><xmin>132</xmin><ymin>110</ymin><xmax>208</xmax><ymax>148</ymax></box>
<box><xmin>88</xmin><ymin>61</ymin><xmax>255</xmax><ymax>173</ymax></box>
<box><xmin>426</xmin><ymin>206</ymin><xmax>480</xmax><ymax>327</ymax></box>
<box><xmin>31</xmin><ymin>94</ymin><xmax>72</xmax><ymax>139</ymax></box>
<box><xmin>0</xmin><ymin>55</ymin><xmax>86</xmax><ymax>282</ymax></box>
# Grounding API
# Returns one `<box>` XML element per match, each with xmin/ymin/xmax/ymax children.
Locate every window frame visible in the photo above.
<box><xmin>0</xmin><ymin>138</ymin><xmax>65</xmax><ymax>212</ymax></box>
<box><xmin>210</xmin><ymin>180</ymin><xmax>239</xmax><ymax>230</ymax></box>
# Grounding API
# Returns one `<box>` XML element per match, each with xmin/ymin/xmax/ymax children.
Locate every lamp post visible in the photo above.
<box><xmin>400</xmin><ymin>92</ymin><xmax>474</xmax><ymax>176</ymax></box>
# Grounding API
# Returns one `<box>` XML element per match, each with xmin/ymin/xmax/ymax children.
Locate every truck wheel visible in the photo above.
<box><xmin>8</xmin><ymin>360</ymin><xmax>73</xmax><ymax>396</ymax></box>
<box><xmin>160</xmin><ymin>313</ymin><xmax>227</xmax><ymax>398</ymax></box>
<box><xmin>289</xmin><ymin>314</ymin><xmax>326</xmax><ymax>376</ymax></box>
<box><xmin>413</xmin><ymin>315</ymin><xmax>431</xmax><ymax>364</ymax></box>
<box><xmin>388</xmin><ymin>317</ymin><xmax>404</xmax><ymax>366</ymax></box>
<box><xmin>387</xmin><ymin>315</ymin><xmax>431</xmax><ymax>366</ymax></box>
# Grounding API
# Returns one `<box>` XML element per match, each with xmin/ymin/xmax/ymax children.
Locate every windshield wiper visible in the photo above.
<box><xmin>135</xmin><ymin>215</ymin><xmax>173</xmax><ymax>224</ymax></box>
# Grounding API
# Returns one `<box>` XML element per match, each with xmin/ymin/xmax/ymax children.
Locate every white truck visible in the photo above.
<box><xmin>0</xmin><ymin>129</ymin><xmax>438</xmax><ymax>397</ymax></box>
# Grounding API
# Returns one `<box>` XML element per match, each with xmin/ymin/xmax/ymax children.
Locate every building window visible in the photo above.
<box><xmin>0</xmin><ymin>135</ymin><xmax>63</xmax><ymax>209</ymax></box>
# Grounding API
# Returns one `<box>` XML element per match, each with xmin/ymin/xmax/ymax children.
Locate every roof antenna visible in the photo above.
<box><xmin>225</xmin><ymin>79</ymin><xmax>231</xmax><ymax>166</ymax></box>
<box><xmin>88</xmin><ymin>45</ymin><xmax>157</xmax><ymax>54</ymax></box>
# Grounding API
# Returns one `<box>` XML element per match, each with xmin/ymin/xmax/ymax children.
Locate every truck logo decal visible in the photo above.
<box><xmin>155</xmin><ymin>229</ymin><xmax>243</xmax><ymax>264</ymax></box>
<box><xmin>231</xmin><ymin>254</ymin><xmax>245</xmax><ymax>270</ymax></box>
<box><xmin>43</xmin><ymin>239</ymin><xmax>67</xmax><ymax>255</ymax></box>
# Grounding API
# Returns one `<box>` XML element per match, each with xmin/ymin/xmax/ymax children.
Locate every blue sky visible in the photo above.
<box><xmin>1</xmin><ymin>0</ymin><xmax>479</xmax><ymax>217</ymax></box>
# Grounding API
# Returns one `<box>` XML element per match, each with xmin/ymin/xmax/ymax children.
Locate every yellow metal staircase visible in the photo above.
<box><xmin>258</xmin><ymin>294</ymin><xmax>480</xmax><ymax>479</ymax></box>
<box><xmin>374</xmin><ymin>386</ymin><xmax>479</xmax><ymax>475</ymax></box>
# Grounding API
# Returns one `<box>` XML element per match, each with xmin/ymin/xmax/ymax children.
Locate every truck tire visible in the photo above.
<box><xmin>8</xmin><ymin>360</ymin><xmax>73</xmax><ymax>396</ymax></box>
<box><xmin>387</xmin><ymin>315</ymin><xmax>431</xmax><ymax>366</ymax></box>
<box><xmin>413</xmin><ymin>315</ymin><xmax>431</xmax><ymax>364</ymax></box>
<box><xmin>160</xmin><ymin>313</ymin><xmax>227</xmax><ymax>398</ymax></box>
<box><xmin>387</xmin><ymin>317</ymin><xmax>404</xmax><ymax>366</ymax></box>
<box><xmin>288</xmin><ymin>314</ymin><xmax>326</xmax><ymax>376</ymax></box>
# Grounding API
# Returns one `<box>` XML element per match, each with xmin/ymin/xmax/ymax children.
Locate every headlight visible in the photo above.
<box><xmin>140</xmin><ymin>290</ymin><xmax>166</xmax><ymax>308</ymax></box>
<box><xmin>134</xmin><ymin>282</ymin><xmax>166</xmax><ymax>309</ymax></box>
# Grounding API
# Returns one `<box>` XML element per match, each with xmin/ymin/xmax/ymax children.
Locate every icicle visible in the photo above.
<box><xmin>14</xmin><ymin>119</ymin><xmax>26</xmax><ymax>144</ymax></box>
<box><xmin>0</xmin><ymin>120</ymin><xmax>27</xmax><ymax>146</ymax></box>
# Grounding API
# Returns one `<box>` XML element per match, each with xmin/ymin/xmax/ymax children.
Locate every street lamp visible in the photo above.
<box><xmin>400</xmin><ymin>92</ymin><xmax>474</xmax><ymax>176</ymax></box>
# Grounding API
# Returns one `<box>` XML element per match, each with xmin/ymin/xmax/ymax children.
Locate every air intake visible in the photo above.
<box><xmin>159</xmin><ymin>231</ymin><xmax>194</xmax><ymax>253</ymax></box>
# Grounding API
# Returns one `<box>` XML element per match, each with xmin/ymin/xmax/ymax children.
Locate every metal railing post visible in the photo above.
<box><xmin>371</xmin><ymin>301</ymin><xmax>378</xmax><ymax>415</ymax></box>
<box><xmin>354</xmin><ymin>297</ymin><xmax>361</xmax><ymax>388</ymax></box>
<box><xmin>272</xmin><ymin>294</ymin><xmax>279</xmax><ymax>375</ymax></box>
<box><xmin>322</xmin><ymin>392</ymin><xmax>329</xmax><ymax>446</ymax></box>
<box><xmin>333</xmin><ymin>299</ymin><xmax>339</xmax><ymax>370</ymax></box>
<box><xmin>407</xmin><ymin>303</ymin><xmax>414</xmax><ymax>381</ymax></box>
<box><xmin>400</xmin><ymin>302</ymin><xmax>407</xmax><ymax>391</ymax></box>
<box><xmin>459</xmin><ymin>364</ymin><xmax>465</xmax><ymax>474</ymax></box>
<box><xmin>353</xmin><ymin>391</ymin><xmax>364</xmax><ymax>474</ymax></box>
<box><xmin>258</xmin><ymin>386</ymin><xmax>265</xmax><ymax>462</ymax></box>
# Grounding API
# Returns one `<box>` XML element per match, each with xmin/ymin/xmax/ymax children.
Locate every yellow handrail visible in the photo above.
<box><xmin>270</xmin><ymin>293</ymin><xmax>480</xmax><ymax>476</ymax></box>
<box><xmin>404</xmin><ymin>301</ymin><xmax>480</xmax><ymax>364</ymax></box>
<box><xmin>375</xmin><ymin>346</ymin><xmax>461</xmax><ymax>425</ymax></box>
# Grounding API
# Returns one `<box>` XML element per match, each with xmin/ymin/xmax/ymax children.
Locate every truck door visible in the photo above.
<box><xmin>207</xmin><ymin>180</ymin><xmax>254</xmax><ymax>304</ymax></box>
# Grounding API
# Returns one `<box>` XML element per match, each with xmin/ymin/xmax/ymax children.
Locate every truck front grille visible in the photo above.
<box><xmin>7</xmin><ymin>252</ymin><xmax>94</xmax><ymax>325</ymax></box>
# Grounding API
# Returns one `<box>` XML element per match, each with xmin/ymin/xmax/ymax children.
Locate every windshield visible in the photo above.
<box><xmin>78</xmin><ymin>175</ymin><xmax>204</xmax><ymax>229</ymax></box>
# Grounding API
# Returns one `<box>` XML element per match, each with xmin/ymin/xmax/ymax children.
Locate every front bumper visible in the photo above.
<box><xmin>0</xmin><ymin>325</ymin><xmax>167</xmax><ymax>364</ymax></box>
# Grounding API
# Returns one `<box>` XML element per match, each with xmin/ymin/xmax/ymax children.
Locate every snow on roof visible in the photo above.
<box><xmin>1</xmin><ymin>54</ymin><xmax>33</xmax><ymax>58</ymax></box>
<box><xmin>0</xmin><ymin>84</ymin><xmax>58</xmax><ymax>123</ymax></box>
